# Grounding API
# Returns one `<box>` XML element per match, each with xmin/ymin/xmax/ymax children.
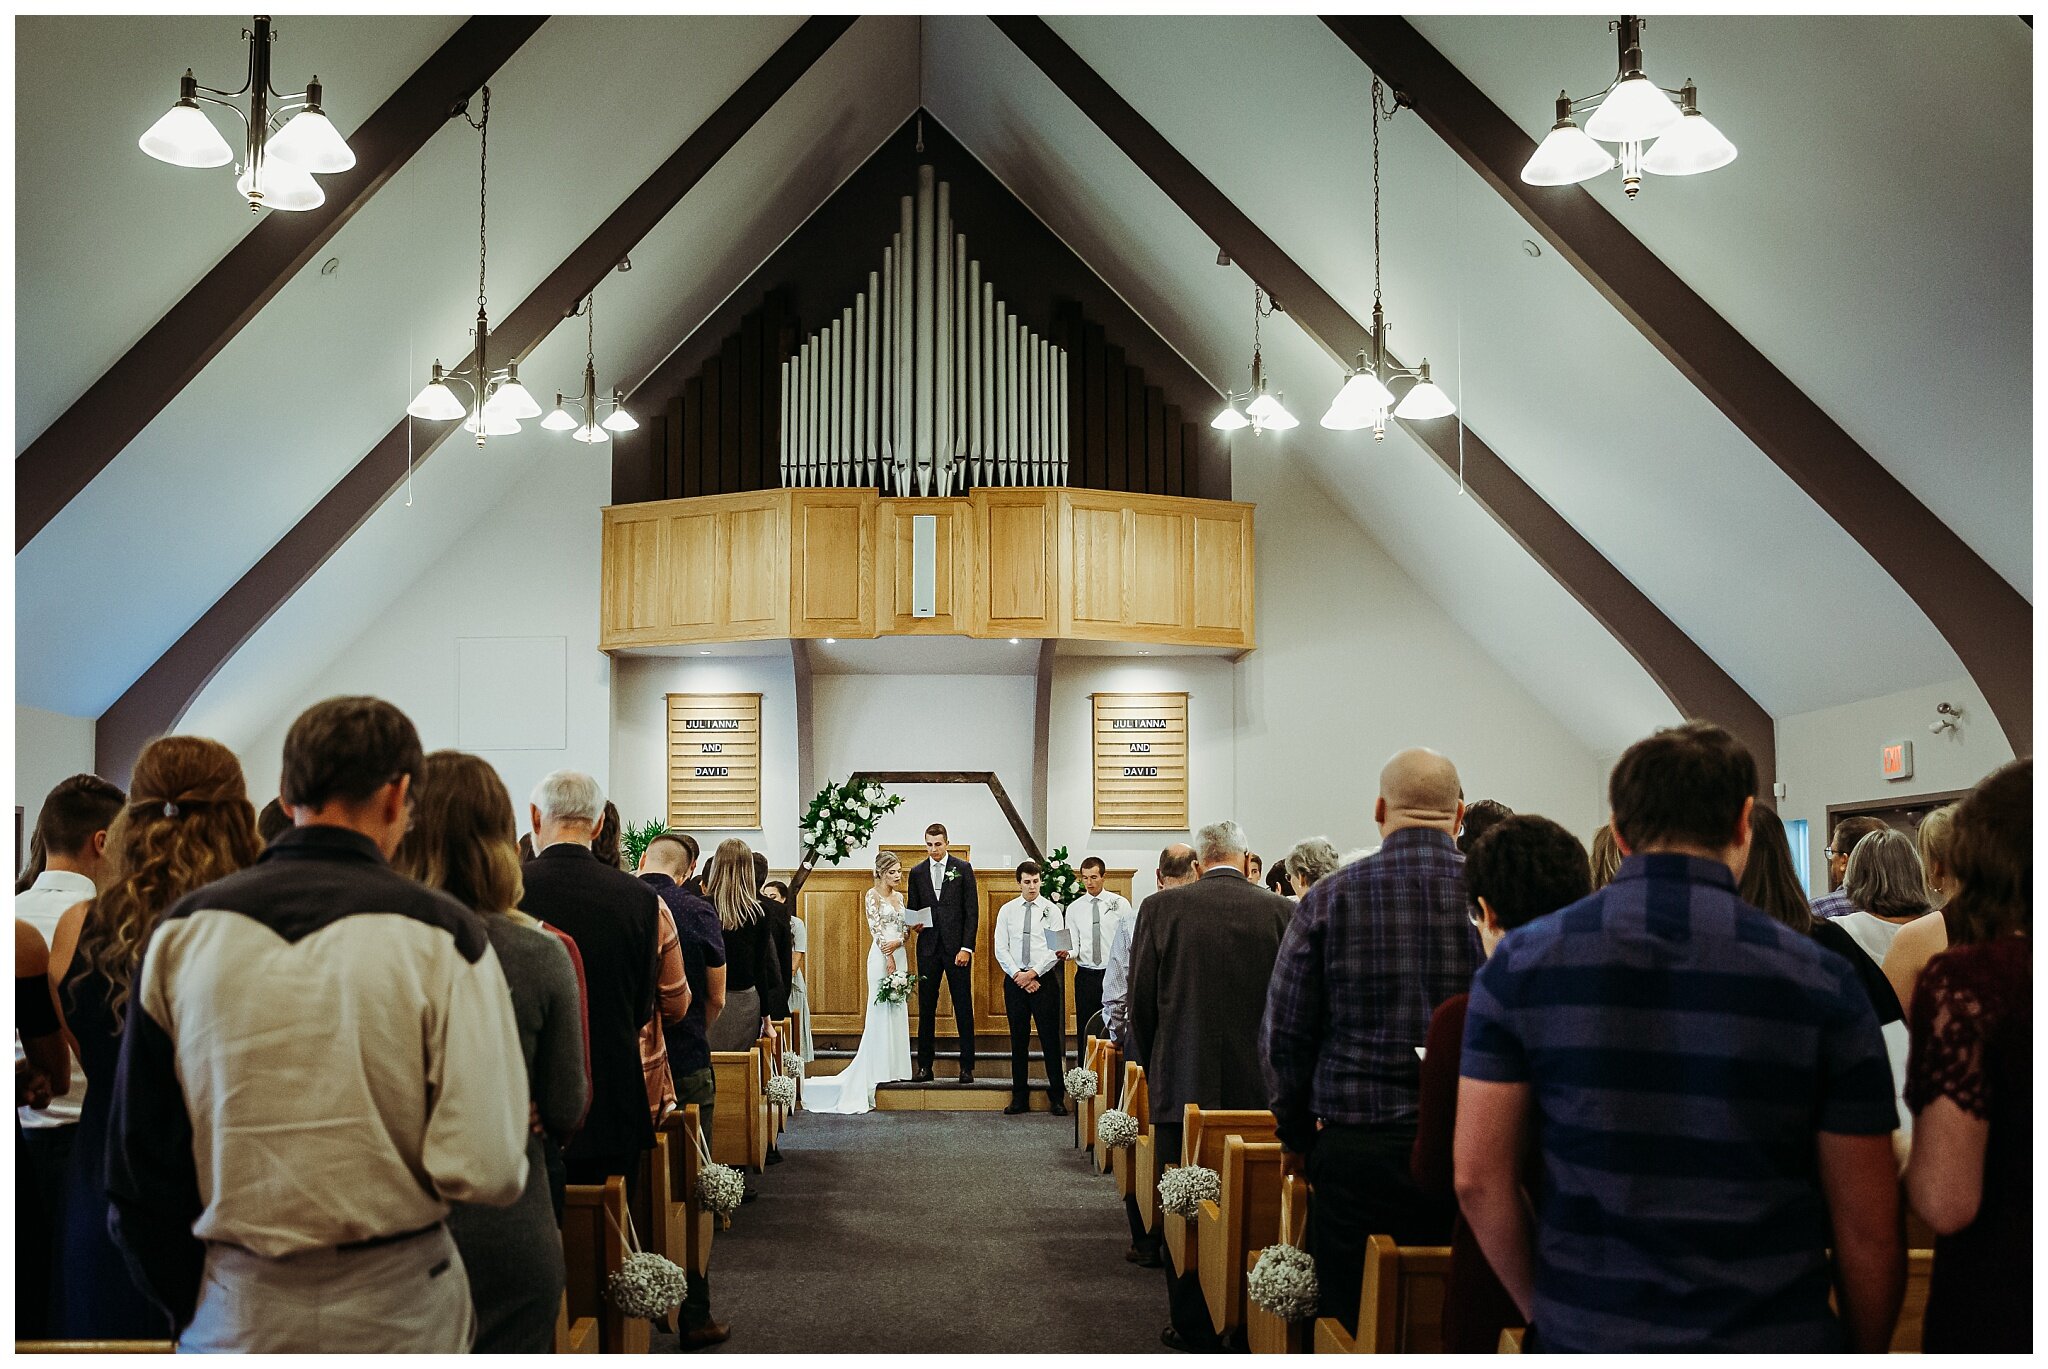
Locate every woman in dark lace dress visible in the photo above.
<box><xmin>47</xmin><ymin>736</ymin><xmax>261</xmax><ymax>1338</ymax></box>
<box><xmin>1902</xmin><ymin>758</ymin><xmax>2030</xmax><ymax>1352</ymax></box>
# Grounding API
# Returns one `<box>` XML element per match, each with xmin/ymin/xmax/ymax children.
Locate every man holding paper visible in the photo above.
<box><xmin>993</xmin><ymin>860</ymin><xmax>1067</xmax><ymax>1116</ymax></box>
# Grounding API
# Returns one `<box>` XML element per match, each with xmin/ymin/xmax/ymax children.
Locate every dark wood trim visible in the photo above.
<box><xmin>1322</xmin><ymin>15</ymin><xmax>2031</xmax><ymax>757</ymax></box>
<box><xmin>16</xmin><ymin>17</ymin><xmax>548</xmax><ymax>553</ymax></box>
<box><xmin>1827</xmin><ymin>788</ymin><xmax>1973</xmax><ymax>829</ymax></box>
<box><xmin>993</xmin><ymin>16</ymin><xmax>1776</xmax><ymax>786</ymax></box>
<box><xmin>852</xmin><ymin>771</ymin><xmax>1042</xmax><ymax>865</ymax></box>
<box><xmin>1033</xmin><ymin>640</ymin><xmax>1057</xmax><ymax>838</ymax></box>
<box><xmin>792</xmin><ymin>640</ymin><xmax>815</xmax><ymax>812</ymax></box>
<box><xmin>93</xmin><ymin>16</ymin><xmax>859</xmax><ymax>783</ymax></box>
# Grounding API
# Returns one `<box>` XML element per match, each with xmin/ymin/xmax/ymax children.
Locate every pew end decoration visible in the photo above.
<box><xmin>766</xmin><ymin>1075</ymin><xmax>797</xmax><ymax>1109</ymax></box>
<box><xmin>1097</xmin><ymin>1107</ymin><xmax>1139</xmax><ymax>1149</ymax></box>
<box><xmin>782</xmin><ymin>1052</ymin><xmax>804</xmax><ymax>1079</ymax></box>
<box><xmin>1064</xmin><ymin>1066</ymin><xmax>1099</xmax><ymax>1101</ymax></box>
<box><xmin>607</xmin><ymin>1252</ymin><xmax>688</xmax><ymax>1320</ymax></box>
<box><xmin>697</xmin><ymin>1159</ymin><xmax>747</xmax><ymax>1218</ymax></box>
<box><xmin>1158</xmin><ymin>1163</ymin><xmax>1221</xmax><ymax>1216</ymax></box>
<box><xmin>1248</xmin><ymin>1243</ymin><xmax>1320</xmax><ymax>1322</ymax></box>
<box><xmin>1040</xmin><ymin>845</ymin><xmax>1085</xmax><ymax>909</ymax></box>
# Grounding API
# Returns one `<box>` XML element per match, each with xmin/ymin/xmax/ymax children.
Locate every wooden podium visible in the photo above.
<box><xmin>797</xmin><ymin>844</ymin><xmax>1135</xmax><ymax>1041</ymax></box>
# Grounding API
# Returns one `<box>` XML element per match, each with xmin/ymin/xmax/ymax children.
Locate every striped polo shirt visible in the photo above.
<box><xmin>1461</xmin><ymin>852</ymin><xmax>1897</xmax><ymax>1352</ymax></box>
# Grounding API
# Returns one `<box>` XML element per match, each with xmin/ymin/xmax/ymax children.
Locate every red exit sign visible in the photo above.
<box><xmin>1880</xmin><ymin>740</ymin><xmax>1914</xmax><ymax>782</ymax></box>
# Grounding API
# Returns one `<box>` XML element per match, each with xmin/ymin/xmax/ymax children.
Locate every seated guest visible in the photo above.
<box><xmin>1136</xmin><ymin>821</ymin><xmax>1292</xmax><ymax>1350</ymax></box>
<box><xmin>255</xmin><ymin>797</ymin><xmax>291</xmax><ymax>844</ymax></box>
<box><xmin>48</xmin><ymin>739</ymin><xmax>257</xmax><ymax>1340</ymax></box>
<box><xmin>17</xmin><ymin>918</ymin><xmax>71</xmax><ymax>1338</ymax></box>
<box><xmin>1457</xmin><ymin>722</ymin><xmax>1902</xmax><ymax>1352</ymax></box>
<box><xmin>995</xmin><ymin>860</ymin><xmax>1068</xmax><ymax>1116</ymax></box>
<box><xmin>1812</xmin><ymin>815</ymin><xmax>1892</xmax><ymax>918</ymax></box>
<box><xmin>1412</xmin><ymin>814</ymin><xmax>1589</xmax><ymax>1353</ymax></box>
<box><xmin>1588</xmin><ymin>822</ymin><xmax>1621</xmax><ymax>888</ymax></box>
<box><xmin>1263</xmin><ymin>749</ymin><xmax>1478</xmax><ymax>1339</ymax></box>
<box><xmin>520</xmin><ymin>770</ymin><xmax>662</xmax><ymax>1197</ymax></box>
<box><xmin>704</xmin><ymin>839</ymin><xmax>781</xmax><ymax>1054</ymax></box>
<box><xmin>1884</xmin><ymin>803</ymin><xmax>1961</xmax><ymax>1014</ymax></box>
<box><xmin>1836</xmin><ymin>829</ymin><xmax>1933</xmax><ymax>963</ymax></box>
<box><xmin>106</xmin><ymin>698</ymin><xmax>528</xmax><ymax>1351</ymax></box>
<box><xmin>1455</xmin><ymin>798</ymin><xmax>1514</xmax><ymax>856</ymax></box>
<box><xmin>1063</xmin><ymin>856</ymin><xmax>1133</xmax><ymax>1039</ymax></box>
<box><xmin>396</xmin><ymin>751</ymin><xmax>587</xmax><ymax>1353</ymax></box>
<box><xmin>1283</xmin><ymin>837</ymin><xmax>1340</xmax><ymax>894</ymax></box>
<box><xmin>1902</xmin><ymin>759</ymin><xmax>2031</xmax><ymax>1352</ymax></box>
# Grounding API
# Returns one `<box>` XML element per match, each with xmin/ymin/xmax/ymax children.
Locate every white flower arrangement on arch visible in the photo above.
<box><xmin>798</xmin><ymin>778</ymin><xmax>905</xmax><ymax>867</ymax></box>
<box><xmin>1158</xmin><ymin>1163</ymin><xmax>1221</xmax><ymax>1217</ymax></box>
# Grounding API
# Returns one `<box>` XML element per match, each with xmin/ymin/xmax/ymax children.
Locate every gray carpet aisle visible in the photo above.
<box><xmin>660</xmin><ymin>1110</ymin><xmax>1167</xmax><ymax>1354</ymax></box>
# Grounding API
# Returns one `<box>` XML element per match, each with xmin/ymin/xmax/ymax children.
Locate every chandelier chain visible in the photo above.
<box><xmin>1371</xmin><ymin>76</ymin><xmax>1383</xmax><ymax>312</ymax></box>
<box><xmin>461</xmin><ymin>87</ymin><xmax>491</xmax><ymax>316</ymax></box>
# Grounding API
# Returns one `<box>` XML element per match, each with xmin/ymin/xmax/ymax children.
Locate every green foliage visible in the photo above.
<box><xmin>1040</xmin><ymin>844</ymin><xmax>1085</xmax><ymax>909</ymax></box>
<box><xmin>799</xmin><ymin>778</ymin><xmax>905</xmax><ymax>866</ymax></box>
<box><xmin>620</xmin><ymin>818</ymin><xmax>670</xmax><ymax>872</ymax></box>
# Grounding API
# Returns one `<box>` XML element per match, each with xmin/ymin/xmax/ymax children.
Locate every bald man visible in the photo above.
<box><xmin>1260</xmin><ymin>748</ymin><xmax>1482</xmax><ymax>1336</ymax></box>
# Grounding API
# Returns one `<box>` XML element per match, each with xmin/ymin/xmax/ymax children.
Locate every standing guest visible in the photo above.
<box><xmin>1135</xmin><ymin>820</ymin><xmax>1293</xmax><ymax>1351</ymax></box>
<box><xmin>1836</xmin><ymin>829</ymin><xmax>1933</xmax><ymax>964</ymax></box>
<box><xmin>1457</xmin><ymin>722</ymin><xmax>1902</xmax><ymax>1352</ymax></box>
<box><xmin>591</xmin><ymin>801</ymin><xmax>625</xmax><ymax>870</ymax></box>
<box><xmin>906</xmin><ymin>824</ymin><xmax>978</xmax><ymax>1084</ymax></box>
<box><xmin>755</xmin><ymin>851</ymin><xmax>794</xmax><ymax>1024</ymax></box>
<box><xmin>1902</xmin><ymin>758</ymin><xmax>2030</xmax><ymax>1352</ymax></box>
<box><xmin>395</xmin><ymin>752</ymin><xmax>587</xmax><ymax>1354</ymax></box>
<box><xmin>518</xmin><ymin>832</ymin><xmax>537</xmax><ymax>862</ymax></box>
<box><xmin>1262</xmin><ymin>749</ymin><xmax>1479</xmax><ymax>1338</ymax></box>
<box><xmin>1246</xmin><ymin>852</ymin><xmax>1264</xmax><ymax>884</ymax></box>
<box><xmin>1412</xmin><ymin>815</ymin><xmax>1589</xmax><ymax>1353</ymax></box>
<box><xmin>105</xmin><ymin>698</ymin><xmax>528</xmax><ymax>1351</ymax></box>
<box><xmin>1744</xmin><ymin>806</ymin><xmax>1904</xmax><ymax>1029</ymax></box>
<box><xmin>1455</xmin><ymin>798</ymin><xmax>1514</xmax><ymax>857</ymax></box>
<box><xmin>1883</xmin><ymin>804</ymin><xmax>1961</xmax><ymax>1015</ymax></box>
<box><xmin>637</xmin><ymin>876</ymin><xmax>692</xmax><ymax>1127</ymax></box>
<box><xmin>1588</xmin><ymin>823</ymin><xmax>1621</xmax><ymax>888</ymax></box>
<box><xmin>1104</xmin><ymin>843</ymin><xmax>1196</xmax><ymax>1267</ymax></box>
<box><xmin>14</xmin><ymin>772</ymin><xmax>123</xmax><ymax>1297</ymax></box>
<box><xmin>703</xmin><ymin>839</ymin><xmax>781</xmax><ymax>1054</ymax></box>
<box><xmin>255</xmin><ymin>797</ymin><xmax>291</xmax><ymax>845</ymax></box>
<box><xmin>17</xmin><ymin>918</ymin><xmax>72</xmax><ymax>1339</ymax></box>
<box><xmin>1812</xmin><ymin>815</ymin><xmax>1893</xmax><ymax>918</ymax></box>
<box><xmin>668</xmin><ymin>834</ymin><xmax>703</xmax><ymax>895</ymax></box>
<box><xmin>769</xmin><ymin>881</ymin><xmax>814</xmax><ymax>1063</ymax></box>
<box><xmin>994</xmin><ymin>861</ymin><xmax>1067</xmax><ymax>1116</ymax></box>
<box><xmin>1265</xmin><ymin>862</ymin><xmax>1296</xmax><ymax>898</ymax></box>
<box><xmin>50</xmin><ymin>741</ymin><xmax>258</xmax><ymax>1341</ymax></box>
<box><xmin>1284</xmin><ymin>837</ymin><xmax>1341</xmax><ymax>895</ymax></box>
<box><xmin>520</xmin><ymin>770</ymin><xmax>661</xmax><ymax>1197</ymax></box>
<box><xmin>1064</xmin><ymin>856</ymin><xmax>1133</xmax><ymax>1040</ymax></box>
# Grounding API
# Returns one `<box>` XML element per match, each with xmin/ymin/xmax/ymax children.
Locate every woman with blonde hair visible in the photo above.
<box><xmin>394</xmin><ymin>751</ymin><xmax>587</xmax><ymax>1353</ymax></box>
<box><xmin>47</xmin><ymin>736</ymin><xmax>260</xmax><ymax>1337</ymax></box>
<box><xmin>1884</xmin><ymin>804</ymin><xmax>1963</xmax><ymax>1012</ymax></box>
<box><xmin>704</xmin><ymin>838</ymin><xmax>784</xmax><ymax>1053</ymax></box>
<box><xmin>1588</xmin><ymin>824</ymin><xmax>1622</xmax><ymax>888</ymax></box>
<box><xmin>805</xmin><ymin>849</ymin><xmax>914</xmax><ymax>1114</ymax></box>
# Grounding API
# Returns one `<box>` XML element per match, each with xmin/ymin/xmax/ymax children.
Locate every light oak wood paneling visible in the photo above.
<box><xmin>723</xmin><ymin>498</ymin><xmax>787</xmax><ymax>633</ymax></box>
<box><xmin>878</xmin><ymin>498</ymin><xmax>979</xmax><ymax>634</ymax></box>
<box><xmin>980</xmin><ymin>491</ymin><xmax>1057</xmax><ymax>634</ymax></box>
<box><xmin>790</xmin><ymin>489</ymin><xmax>874</xmax><ymax>637</ymax></box>
<box><xmin>1067</xmin><ymin>501</ymin><xmax>1126</xmax><ymax>632</ymax></box>
<box><xmin>1131</xmin><ymin>510</ymin><xmax>1186</xmax><ymax>627</ymax></box>
<box><xmin>1094</xmin><ymin>692</ymin><xmax>1190</xmax><ymax>830</ymax></box>
<box><xmin>1192</xmin><ymin>511</ymin><xmax>1250</xmax><ymax>634</ymax></box>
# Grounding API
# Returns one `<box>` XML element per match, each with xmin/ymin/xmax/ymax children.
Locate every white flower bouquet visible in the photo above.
<box><xmin>1158</xmin><ymin>1163</ymin><xmax>1221</xmax><ymax>1217</ymax></box>
<box><xmin>1247</xmin><ymin>1243</ymin><xmax>1320</xmax><ymax>1321</ymax></box>
<box><xmin>1063</xmin><ymin>1066</ymin><xmax>1099</xmax><ymax>1100</ymax></box>
<box><xmin>697</xmin><ymin>1160</ymin><xmax>747</xmax><ymax>1216</ymax></box>
<box><xmin>874</xmin><ymin>968</ymin><xmax>920</xmax><ymax>1005</ymax></box>
<box><xmin>799</xmin><ymin>778</ymin><xmax>905</xmax><ymax>866</ymax></box>
<box><xmin>766</xmin><ymin>1075</ymin><xmax>797</xmax><ymax>1109</ymax></box>
<box><xmin>608</xmin><ymin>1251</ymin><xmax>687</xmax><ymax>1318</ymax></box>
<box><xmin>1096</xmin><ymin>1108</ymin><xmax>1139</xmax><ymax>1149</ymax></box>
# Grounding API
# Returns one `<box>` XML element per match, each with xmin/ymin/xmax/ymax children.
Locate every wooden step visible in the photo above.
<box><xmin>874</xmin><ymin>1080</ymin><xmax>1065</xmax><ymax>1112</ymax></box>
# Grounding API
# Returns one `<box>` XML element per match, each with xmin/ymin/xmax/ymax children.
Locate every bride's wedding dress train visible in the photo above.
<box><xmin>804</xmin><ymin>890</ymin><xmax>912</xmax><ymax>1115</ymax></box>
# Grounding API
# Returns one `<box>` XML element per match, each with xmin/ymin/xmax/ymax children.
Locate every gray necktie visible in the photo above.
<box><xmin>1090</xmin><ymin>896</ymin><xmax>1102</xmax><ymax>963</ymax></box>
<box><xmin>1023</xmin><ymin>901</ymin><xmax>1036</xmax><ymax>969</ymax></box>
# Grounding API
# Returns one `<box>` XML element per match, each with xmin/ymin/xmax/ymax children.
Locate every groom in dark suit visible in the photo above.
<box><xmin>907</xmin><ymin>822</ymin><xmax>978</xmax><ymax>1083</ymax></box>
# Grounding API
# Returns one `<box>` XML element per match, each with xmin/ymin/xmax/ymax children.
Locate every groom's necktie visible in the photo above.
<box><xmin>1090</xmin><ymin>896</ymin><xmax>1102</xmax><ymax>963</ymax></box>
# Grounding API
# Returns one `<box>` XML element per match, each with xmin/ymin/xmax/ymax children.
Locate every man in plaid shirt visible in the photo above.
<box><xmin>1261</xmin><ymin>748</ymin><xmax>1481</xmax><ymax>1333</ymax></box>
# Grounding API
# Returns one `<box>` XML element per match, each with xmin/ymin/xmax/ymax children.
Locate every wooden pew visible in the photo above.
<box><xmin>1244</xmin><ymin>1174</ymin><xmax>1312</xmax><ymax>1354</ymax></box>
<box><xmin>1119</xmin><ymin>1066</ymin><xmax>1159</xmax><ymax>1235</ymax></box>
<box><xmin>553</xmin><ymin>1292</ymin><xmax>598</xmax><ymax>1353</ymax></box>
<box><xmin>667</xmin><ymin>1105</ymin><xmax>716</xmax><ymax>1274</ymax></box>
<box><xmin>1086</xmin><ymin>1038</ymin><xmax>1123</xmax><ymax>1173</ymax></box>
<box><xmin>1197</xmin><ymin>1133</ymin><xmax>1290</xmax><ymax>1340</ymax></box>
<box><xmin>756</xmin><ymin>1031</ymin><xmax>786</xmax><ymax>1140</ymax></box>
<box><xmin>563</xmin><ymin>1176</ymin><xmax>653</xmax><ymax>1354</ymax></box>
<box><xmin>633</xmin><ymin>1127</ymin><xmax>684</xmax><ymax>1270</ymax></box>
<box><xmin>1311</xmin><ymin>1235</ymin><xmax>1451</xmax><ymax>1353</ymax></box>
<box><xmin>1162</xmin><ymin>1106</ymin><xmax>1279</xmax><ymax>1279</ymax></box>
<box><xmin>1892</xmin><ymin>1248</ymin><xmax>1933</xmax><ymax>1352</ymax></box>
<box><xmin>709</xmin><ymin>1048</ymin><xmax>768</xmax><ymax>1170</ymax></box>
<box><xmin>1497</xmin><ymin>1327</ymin><xmax>1524</xmax><ymax>1353</ymax></box>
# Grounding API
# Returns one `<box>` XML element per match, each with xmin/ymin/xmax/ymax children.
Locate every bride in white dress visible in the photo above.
<box><xmin>805</xmin><ymin>850</ymin><xmax>914</xmax><ymax>1115</ymax></box>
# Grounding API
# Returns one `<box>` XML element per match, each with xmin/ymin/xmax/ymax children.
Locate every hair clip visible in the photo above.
<box><xmin>163</xmin><ymin>801</ymin><xmax>180</xmax><ymax>818</ymax></box>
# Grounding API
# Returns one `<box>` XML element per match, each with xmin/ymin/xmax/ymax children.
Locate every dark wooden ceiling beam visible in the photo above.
<box><xmin>1323</xmin><ymin>15</ymin><xmax>2031</xmax><ymax>757</ymax></box>
<box><xmin>95</xmin><ymin>16</ymin><xmax>859</xmax><ymax>782</ymax></box>
<box><xmin>15</xmin><ymin>17</ymin><xmax>548</xmax><ymax>553</ymax></box>
<box><xmin>993</xmin><ymin>16</ymin><xmax>1776</xmax><ymax>783</ymax></box>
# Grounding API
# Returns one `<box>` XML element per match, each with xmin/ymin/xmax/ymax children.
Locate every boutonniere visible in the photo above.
<box><xmin>944</xmin><ymin>867</ymin><xmax>960</xmax><ymax>884</ymax></box>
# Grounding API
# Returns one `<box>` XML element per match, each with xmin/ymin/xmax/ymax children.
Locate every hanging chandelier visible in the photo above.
<box><xmin>541</xmin><ymin>289</ymin><xmax>638</xmax><ymax>444</ymax></box>
<box><xmin>405</xmin><ymin>89</ymin><xmax>541</xmax><ymax>446</ymax></box>
<box><xmin>1212</xmin><ymin>285</ymin><xmax>1297</xmax><ymax>435</ymax></box>
<box><xmin>137</xmin><ymin>15</ymin><xmax>356</xmax><ymax>213</ymax></box>
<box><xmin>1322</xmin><ymin>78</ymin><xmax>1455</xmax><ymax>439</ymax></box>
<box><xmin>1520</xmin><ymin>15</ymin><xmax>1736</xmax><ymax>199</ymax></box>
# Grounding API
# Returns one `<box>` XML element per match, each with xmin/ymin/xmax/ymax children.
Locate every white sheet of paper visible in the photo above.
<box><xmin>904</xmin><ymin>905</ymin><xmax>933</xmax><ymax>929</ymax></box>
<box><xmin>1044</xmin><ymin>927</ymin><xmax>1074</xmax><ymax>953</ymax></box>
<box><xmin>1415</xmin><ymin>1046</ymin><xmax>1427</xmax><ymax>1061</ymax></box>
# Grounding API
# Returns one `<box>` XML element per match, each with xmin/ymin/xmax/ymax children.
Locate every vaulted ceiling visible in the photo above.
<box><xmin>15</xmin><ymin>15</ymin><xmax>2031</xmax><ymax>766</ymax></box>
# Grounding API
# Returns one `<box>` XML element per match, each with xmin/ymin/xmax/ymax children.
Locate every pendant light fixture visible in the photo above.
<box><xmin>1322</xmin><ymin>79</ymin><xmax>1456</xmax><ymax>439</ymax></box>
<box><xmin>1212</xmin><ymin>286</ymin><xmax>1296</xmax><ymax>435</ymax></box>
<box><xmin>138</xmin><ymin>16</ymin><xmax>356</xmax><ymax>212</ymax></box>
<box><xmin>541</xmin><ymin>288</ymin><xmax>638</xmax><ymax>444</ymax></box>
<box><xmin>1520</xmin><ymin>16</ymin><xmax>1735</xmax><ymax>199</ymax></box>
<box><xmin>406</xmin><ymin>89</ymin><xmax>539</xmax><ymax>447</ymax></box>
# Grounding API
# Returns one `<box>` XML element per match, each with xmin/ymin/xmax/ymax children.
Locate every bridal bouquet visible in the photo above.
<box><xmin>873</xmin><ymin>968</ymin><xmax>920</xmax><ymax>1005</ymax></box>
<box><xmin>799</xmin><ymin>778</ymin><xmax>905</xmax><ymax>866</ymax></box>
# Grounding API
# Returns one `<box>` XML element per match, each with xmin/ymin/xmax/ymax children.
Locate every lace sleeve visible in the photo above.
<box><xmin>864</xmin><ymin>890</ymin><xmax>888</xmax><ymax>944</ymax></box>
<box><xmin>1905</xmin><ymin>949</ymin><xmax>1994</xmax><ymax>1119</ymax></box>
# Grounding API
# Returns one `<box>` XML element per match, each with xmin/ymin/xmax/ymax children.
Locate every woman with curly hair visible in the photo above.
<box><xmin>46</xmin><ymin>736</ymin><xmax>260</xmax><ymax>1337</ymax></box>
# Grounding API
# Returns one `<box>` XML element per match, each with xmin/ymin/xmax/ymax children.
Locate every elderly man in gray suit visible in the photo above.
<box><xmin>1129</xmin><ymin>819</ymin><xmax>1293</xmax><ymax>1352</ymax></box>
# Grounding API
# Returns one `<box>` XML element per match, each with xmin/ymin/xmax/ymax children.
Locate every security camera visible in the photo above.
<box><xmin>1928</xmin><ymin>719</ymin><xmax>1948</xmax><ymax>736</ymax></box>
<box><xmin>1929</xmin><ymin>702</ymin><xmax>1962</xmax><ymax>736</ymax></box>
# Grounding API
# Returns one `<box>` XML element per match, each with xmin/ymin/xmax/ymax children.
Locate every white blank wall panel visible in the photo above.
<box><xmin>457</xmin><ymin>637</ymin><xmax>568</xmax><ymax>750</ymax></box>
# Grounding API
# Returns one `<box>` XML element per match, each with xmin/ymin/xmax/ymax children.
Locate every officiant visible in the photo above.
<box><xmin>993</xmin><ymin>860</ymin><xmax>1068</xmax><ymax>1116</ymax></box>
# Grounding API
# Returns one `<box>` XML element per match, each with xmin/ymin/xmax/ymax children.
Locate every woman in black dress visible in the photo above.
<box><xmin>704</xmin><ymin>839</ymin><xmax>782</xmax><ymax>1053</ymax></box>
<box><xmin>47</xmin><ymin>736</ymin><xmax>261</xmax><ymax>1338</ymax></box>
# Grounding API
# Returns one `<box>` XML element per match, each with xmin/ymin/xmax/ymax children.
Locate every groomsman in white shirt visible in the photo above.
<box><xmin>1064</xmin><ymin>856</ymin><xmax>1133</xmax><ymax>1042</ymax></box>
<box><xmin>993</xmin><ymin>860</ymin><xmax>1067</xmax><ymax>1116</ymax></box>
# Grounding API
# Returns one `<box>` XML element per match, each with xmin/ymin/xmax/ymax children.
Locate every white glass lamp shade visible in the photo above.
<box><xmin>463</xmin><ymin>408</ymin><xmax>522</xmax><ymax>437</ymax></box>
<box><xmin>266</xmin><ymin>107</ymin><xmax>356</xmax><ymax>174</ymax></box>
<box><xmin>1522</xmin><ymin>121</ymin><xmax>1615</xmax><ymax>186</ymax></box>
<box><xmin>236</xmin><ymin>159</ymin><xmax>324</xmax><ymax>211</ymax></box>
<box><xmin>406</xmin><ymin>381</ymin><xmax>467</xmax><ymax>421</ymax></box>
<box><xmin>600</xmin><ymin>407</ymin><xmax>639</xmax><ymax>433</ymax></box>
<box><xmin>1584</xmin><ymin>74</ymin><xmax>1680</xmax><ymax>143</ymax></box>
<box><xmin>484</xmin><ymin>379</ymin><xmax>544</xmax><ymax>421</ymax></box>
<box><xmin>1259</xmin><ymin>399</ymin><xmax>1299</xmax><ymax>431</ymax></box>
<box><xmin>1641</xmin><ymin>109</ymin><xmax>1737</xmax><ymax>177</ymax></box>
<box><xmin>1210</xmin><ymin>401</ymin><xmax>1250</xmax><ymax>431</ymax></box>
<box><xmin>541</xmin><ymin>406</ymin><xmax>579</xmax><ymax>432</ymax></box>
<box><xmin>1323</xmin><ymin>369</ymin><xmax>1398</xmax><ymax>429</ymax></box>
<box><xmin>139</xmin><ymin>100</ymin><xmax>234</xmax><ymax>168</ymax></box>
<box><xmin>1244</xmin><ymin>392</ymin><xmax>1281</xmax><ymax>422</ymax></box>
<box><xmin>1393</xmin><ymin>379</ymin><xmax>1457</xmax><ymax>421</ymax></box>
<box><xmin>1320</xmin><ymin>400</ymin><xmax>1371</xmax><ymax>431</ymax></box>
<box><xmin>571</xmin><ymin>422</ymin><xmax>612</xmax><ymax>444</ymax></box>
